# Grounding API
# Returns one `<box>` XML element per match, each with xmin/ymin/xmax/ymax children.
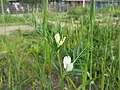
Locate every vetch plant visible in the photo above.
<box><xmin>54</xmin><ymin>33</ymin><xmax>66</xmax><ymax>90</ymax></box>
<box><xmin>63</xmin><ymin>56</ymin><xmax>73</xmax><ymax>72</ymax></box>
<box><xmin>55</xmin><ymin>33</ymin><xmax>66</xmax><ymax>48</ymax></box>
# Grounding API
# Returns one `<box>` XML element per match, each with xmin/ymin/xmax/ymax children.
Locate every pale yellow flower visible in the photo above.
<box><xmin>63</xmin><ymin>56</ymin><xmax>73</xmax><ymax>72</ymax></box>
<box><xmin>55</xmin><ymin>33</ymin><xmax>66</xmax><ymax>47</ymax></box>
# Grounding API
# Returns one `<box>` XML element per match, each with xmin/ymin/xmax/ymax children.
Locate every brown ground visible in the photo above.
<box><xmin>0</xmin><ymin>25</ymin><xmax>34</xmax><ymax>35</ymax></box>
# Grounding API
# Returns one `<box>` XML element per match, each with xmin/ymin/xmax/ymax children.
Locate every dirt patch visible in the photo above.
<box><xmin>0</xmin><ymin>25</ymin><xmax>34</xmax><ymax>35</ymax></box>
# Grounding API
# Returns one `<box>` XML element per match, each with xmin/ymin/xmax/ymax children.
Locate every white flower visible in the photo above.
<box><xmin>55</xmin><ymin>33</ymin><xmax>60</xmax><ymax>44</ymax></box>
<box><xmin>63</xmin><ymin>56</ymin><xmax>73</xmax><ymax>72</ymax></box>
<box><xmin>66</xmin><ymin>63</ymin><xmax>73</xmax><ymax>72</ymax></box>
<box><xmin>91</xmin><ymin>81</ymin><xmax>94</xmax><ymax>85</ymax></box>
<box><xmin>54</xmin><ymin>33</ymin><xmax>66</xmax><ymax>47</ymax></box>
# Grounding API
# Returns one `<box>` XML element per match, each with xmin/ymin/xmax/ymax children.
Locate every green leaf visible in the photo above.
<box><xmin>77</xmin><ymin>78</ymin><xmax>96</xmax><ymax>90</ymax></box>
<box><xmin>66</xmin><ymin>69</ymin><xmax>84</xmax><ymax>76</ymax></box>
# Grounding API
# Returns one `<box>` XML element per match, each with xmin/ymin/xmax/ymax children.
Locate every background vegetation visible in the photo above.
<box><xmin>0</xmin><ymin>0</ymin><xmax>120</xmax><ymax>90</ymax></box>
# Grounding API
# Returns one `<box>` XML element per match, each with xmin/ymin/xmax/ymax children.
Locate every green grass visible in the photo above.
<box><xmin>0</xmin><ymin>14</ymin><xmax>32</xmax><ymax>26</ymax></box>
<box><xmin>0</xmin><ymin>0</ymin><xmax>120</xmax><ymax>90</ymax></box>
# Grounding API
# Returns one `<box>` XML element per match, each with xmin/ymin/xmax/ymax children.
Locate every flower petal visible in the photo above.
<box><xmin>63</xmin><ymin>56</ymin><xmax>71</xmax><ymax>69</ymax></box>
<box><xmin>55</xmin><ymin>33</ymin><xmax>60</xmax><ymax>44</ymax></box>
<box><xmin>59</xmin><ymin>37</ymin><xmax>66</xmax><ymax>46</ymax></box>
<box><xmin>66</xmin><ymin>63</ymin><xmax>73</xmax><ymax>72</ymax></box>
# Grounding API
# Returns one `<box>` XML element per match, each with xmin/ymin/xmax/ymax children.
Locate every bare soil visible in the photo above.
<box><xmin>0</xmin><ymin>25</ymin><xmax>33</xmax><ymax>35</ymax></box>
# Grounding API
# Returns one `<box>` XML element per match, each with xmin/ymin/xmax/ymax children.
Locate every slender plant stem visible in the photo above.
<box><xmin>90</xmin><ymin>0</ymin><xmax>94</xmax><ymax>74</ymax></box>
<box><xmin>89</xmin><ymin>0</ymin><xmax>95</xmax><ymax>89</ymax></box>
<box><xmin>118</xmin><ymin>32</ymin><xmax>120</xmax><ymax>90</ymax></box>
<box><xmin>90</xmin><ymin>0</ymin><xmax>95</xmax><ymax>76</ymax></box>
<box><xmin>57</xmin><ymin>50</ymin><xmax>64</xmax><ymax>89</ymax></box>
<box><xmin>43</xmin><ymin>0</ymin><xmax>48</xmax><ymax>37</ymax></box>
<box><xmin>43</xmin><ymin>0</ymin><xmax>48</xmax><ymax>64</ymax></box>
<box><xmin>101</xmin><ymin>58</ymin><xmax>105</xmax><ymax>90</ymax></box>
<box><xmin>67</xmin><ymin>76</ymin><xmax>77</xmax><ymax>90</ymax></box>
<box><xmin>57</xmin><ymin>50</ymin><xmax>63</xmax><ymax>77</ymax></box>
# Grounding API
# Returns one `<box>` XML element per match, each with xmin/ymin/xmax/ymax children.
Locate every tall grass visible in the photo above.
<box><xmin>0</xmin><ymin>0</ymin><xmax>5</xmax><ymax>34</ymax></box>
<box><xmin>43</xmin><ymin>0</ymin><xmax>48</xmax><ymax>36</ymax></box>
<box><xmin>118</xmin><ymin>27</ymin><xmax>120</xmax><ymax>89</ymax></box>
<box><xmin>0</xmin><ymin>0</ymin><xmax>119</xmax><ymax>90</ymax></box>
<box><xmin>89</xmin><ymin>0</ymin><xmax>95</xmax><ymax>89</ymax></box>
<box><xmin>0</xmin><ymin>0</ymin><xmax>4</xmax><ymax>15</ymax></box>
